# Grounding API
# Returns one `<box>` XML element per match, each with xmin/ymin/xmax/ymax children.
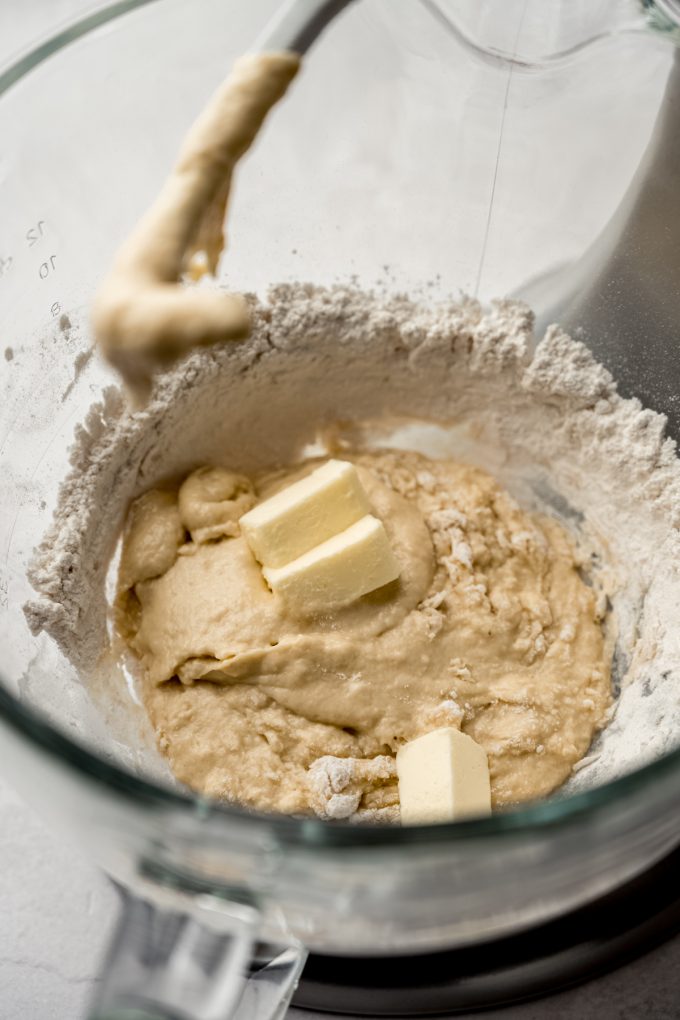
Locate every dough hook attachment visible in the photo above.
<box><xmin>253</xmin><ymin>0</ymin><xmax>357</xmax><ymax>55</ymax></box>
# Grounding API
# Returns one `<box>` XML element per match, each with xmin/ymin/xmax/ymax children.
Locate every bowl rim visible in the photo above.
<box><xmin>2</xmin><ymin>676</ymin><xmax>680</xmax><ymax>849</ymax></box>
<box><xmin>1</xmin><ymin>0</ymin><xmax>679</xmax><ymax>852</ymax></box>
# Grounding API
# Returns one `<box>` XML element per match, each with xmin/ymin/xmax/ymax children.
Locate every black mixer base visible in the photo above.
<box><xmin>293</xmin><ymin>844</ymin><xmax>680</xmax><ymax>1016</ymax></box>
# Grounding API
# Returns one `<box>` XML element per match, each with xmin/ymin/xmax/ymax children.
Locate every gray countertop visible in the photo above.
<box><xmin>1</xmin><ymin>779</ymin><xmax>679</xmax><ymax>1020</ymax></box>
<box><xmin>1</xmin><ymin>3</ymin><xmax>678</xmax><ymax>1018</ymax></box>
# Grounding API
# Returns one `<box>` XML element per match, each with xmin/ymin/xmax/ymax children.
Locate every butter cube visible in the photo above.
<box><xmin>397</xmin><ymin>727</ymin><xmax>491</xmax><ymax>825</ymax></box>
<box><xmin>263</xmin><ymin>515</ymin><xmax>400</xmax><ymax>610</ymax></box>
<box><xmin>240</xmin><ymin>459</ymin><xmax>371</xmax><ymax>568</ymax></box>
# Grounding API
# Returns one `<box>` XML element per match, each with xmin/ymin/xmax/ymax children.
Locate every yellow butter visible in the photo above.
<box><xmin>263</xmin><ymin>515</ymin><xmax>400</xmax><ymax>610</ymax></box>
<box><xmin>240</xmin><ymin>459</ymin><xmax>371</xmax><ymax>568</ymax></box>
<box><xmin>397</xmin><ymin>727</ymin><xmax>491</xmax><ymax>824</ymax></box>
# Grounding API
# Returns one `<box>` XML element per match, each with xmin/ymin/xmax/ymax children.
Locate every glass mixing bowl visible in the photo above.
<box><xmin>2</xmin><ymin>2</ymin><xmax>680</xmax><ymax>1018</ymax></box>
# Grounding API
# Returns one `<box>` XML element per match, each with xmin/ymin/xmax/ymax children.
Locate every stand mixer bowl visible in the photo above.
<box><xmin>2</xmin><ymin>2</ymin><xmax>680</xmax><ymax>1018</ymax></box>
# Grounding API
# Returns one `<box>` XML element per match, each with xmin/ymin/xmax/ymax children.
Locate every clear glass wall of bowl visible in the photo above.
<box><xmin>1</xmin><ymin>2</ymin><xmax>680</xmax><ymax>1018</ymax></box>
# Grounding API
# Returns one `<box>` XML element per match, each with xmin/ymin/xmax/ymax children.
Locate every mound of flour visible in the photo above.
<box><xmin>24</xmin><ymin>284</ymin><xmax>680</xmax><ymax>799</ymax></box>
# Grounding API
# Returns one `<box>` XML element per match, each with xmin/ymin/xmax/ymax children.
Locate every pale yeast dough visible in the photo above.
<box><xmin>117</xmin><ymin>450</ymin><xmax>611</xmax><ymax>820</ymax></box>
<box><xmin>92</xmin><ymin>53</ymin><xmax>300</xmax><ymax>399</ymax></box>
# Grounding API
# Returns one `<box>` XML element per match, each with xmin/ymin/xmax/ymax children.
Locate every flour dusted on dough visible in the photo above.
<box><xmin>307</xmin><ymin>755</ymin><xmax>397</xmax><ymax>822</ymax></box>
<box><xmin>24</xmin><ymin>285</ymin><xmax>680</xmax><ymax>818</ymax></box>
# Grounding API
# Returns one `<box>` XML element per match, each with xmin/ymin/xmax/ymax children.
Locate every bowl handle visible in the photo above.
<box><xmin>88</xmin><ymin>884</ymin><xmax>307</xmax><ymax>1020</ymax></box>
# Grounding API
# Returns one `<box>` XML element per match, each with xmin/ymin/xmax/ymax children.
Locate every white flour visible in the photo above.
<box><xmin>24</xmin><ymin>284</ymin><xmax>680</xmax><ymax>802</ymax></box>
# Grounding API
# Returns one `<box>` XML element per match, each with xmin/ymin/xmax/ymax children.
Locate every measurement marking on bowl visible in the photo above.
<box><xmin>38</xmin><ymin>254</ymin><xmax>57</xmax><ymax>279</ymax></box>
<box><xmin>12</xmin><ymin>216</ymin><xmax>65</xmax><ymax>317</ymax></box>
<box><xmin>25</xmin><ymin>221</ymin><xmax>45</xmax><ymax>246</ymax></box>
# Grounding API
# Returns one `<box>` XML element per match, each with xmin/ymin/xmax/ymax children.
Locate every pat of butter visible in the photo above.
<box><xmin>240</xmin><ymin>459</ymin><xmax>371</xmax><ymax>568</ymax></box>
<box><xmin>263</xmin><ymin>514</ymin><xmax>400</xmax><ymax>610</ymax></box>
<box><xmin>397</xmin><ymin>727</ymin><xmax>491</xmax><ymax>824</ymax></box>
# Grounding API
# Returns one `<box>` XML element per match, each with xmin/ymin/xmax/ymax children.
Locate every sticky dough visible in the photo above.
<box><xmin>116</xmin><ymin>450</ymin><xmax>611</xmax><ymax>820</ymax></box>
<box><xmin>92</xmin><ymin>52</ymin><xmax>300</xmax><ymax>399</ymax></box>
